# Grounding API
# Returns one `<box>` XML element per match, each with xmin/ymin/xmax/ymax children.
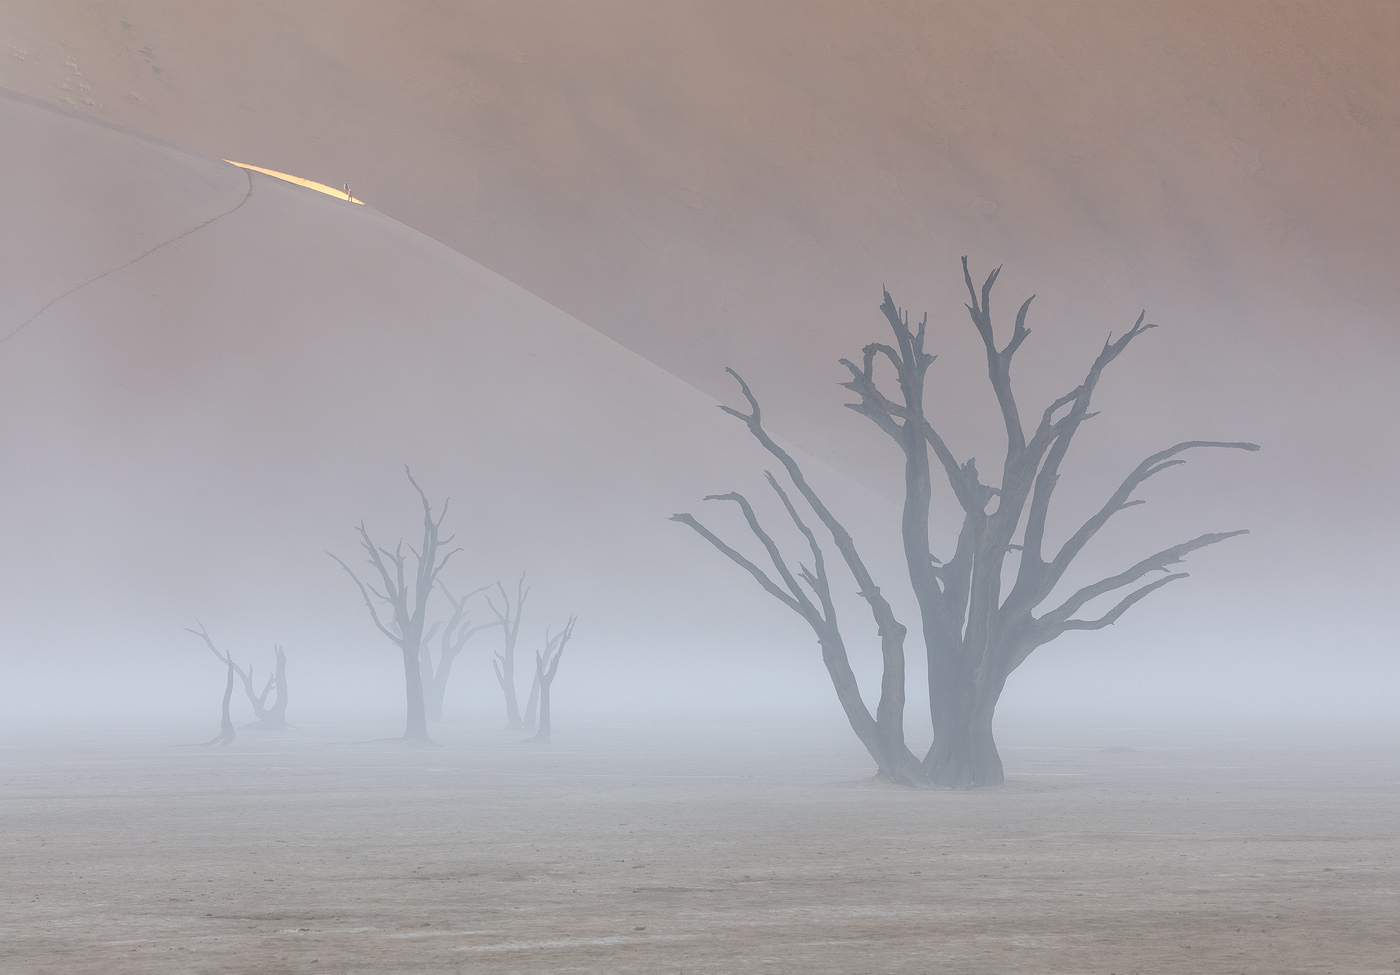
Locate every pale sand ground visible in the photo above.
<box><xmin>2</xmin><ymin>724</ymin><xmax>1396</xmax><ymax>974</ymax></box>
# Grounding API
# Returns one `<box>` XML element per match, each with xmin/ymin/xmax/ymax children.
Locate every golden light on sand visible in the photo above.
<box><xmin>224</xmin><ymin>160</ymin><xmax>364</xmax><ymax>204</ymax></box>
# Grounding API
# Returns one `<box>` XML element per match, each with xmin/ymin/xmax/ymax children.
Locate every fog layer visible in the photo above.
<box><xmin>1</xmin><ymin>3</ymin><xmax>1397</xmax><ymax>733</ymax></box>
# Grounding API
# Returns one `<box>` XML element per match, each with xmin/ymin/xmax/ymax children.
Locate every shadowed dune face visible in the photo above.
<box><xmin>3</xmin><ymin>2</ymin><xmax>1397</xmax><ymax>519</ymax></box>
<box><xmin>1</xmin><ymin>3</ymin><xmax>1398</xmax><ymax>727</ymax></box>
<box><xmin>3</xmin><ymin>1</ymin><xmax>1397</xmax><ymax>393</ymax></box>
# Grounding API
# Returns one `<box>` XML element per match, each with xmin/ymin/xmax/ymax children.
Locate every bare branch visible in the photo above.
<box><xmin>670</xmin><ymin>512</ymin><xmax>810</xmax><ymax>621</ymax></box>
<box><xmin>764</xmin><ymin>472</ymin><xmax>836</xmax><ymax>623</ymax></box>
<box><xmin>185</xmin><ymin>620</ymin><xmax>232</xmax><ymax>667</ymax></box>
<box><xmin>1033</xmin><ymin>442</ymin><xmax>1261</xmax><ymax>601</ymax></box>
<box><xmin>709</xmin><ymin>490</ymin><xmax>820</xmax><ymax>620</ymax></box>
<box><xmin>840</xmin><ymin>350</ymin><xmax>982</xmax><ymax>513</ymax></box>
<box><xmin>1006</xmin><ymin>294</ymin><xmax>1034</xmax><ymax>358</ymax></box>
<box><xmin>436</xmin><ymin>582</ymin><xmax>493</xmax><ymax>647</ymax></box>
<box><xmin>1055</xmin><ymin>573</ymin><xmax>1188</xmax><ymax>632</ymax></box>
<box><xmin>538</xmin><ymin>615</ymin><xmax>578</xmax><ymax>685</ymax></box>
<box><xmin>433</xmin><ymin>546</ymin><xmax>464</xmax><ymax>578</ymax></box>
<box><xmin>962</xmin><ymin>257</ymin><xmax>1025</xmax><ymax>453</ymax></box>
<box><xmin>1038</xmin><ymin>529</ymin><xmax>1249</xmax><ymax>633</ymax></box>
<box><xmin>1016</xmin><ymin>313</ymin><xmax>1169</xmax><ymax>574</ymax></box>
<box><xmin>714</xmin><ymin>371</ymin><xmax>899</xmax><ymax>632</ymax></box>
<box><xmin>440</xmin><ymin>581</ymin><xmax>490</xmax><ymax>604</ymax></box>
<box><xmin>328</xmin><ymin>551</ymin><xmax>401</xmax><ymax>644</ymax></box>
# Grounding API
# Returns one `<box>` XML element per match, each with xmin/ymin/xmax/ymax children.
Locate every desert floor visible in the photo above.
<box><xmin>2</xmin><ymin>721</ymin><xmax>1396</xmax><ymax>974</ymax></box>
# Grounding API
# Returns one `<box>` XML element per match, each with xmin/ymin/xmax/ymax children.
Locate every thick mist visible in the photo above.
<box><xmin>2</xmin><ymin>8</ymin><xmax>1400</xmax><ymax>974</ymax></box>
<box><xmin>3</xmin><ymin>3</ymin><xmax>1398</xmax><ymax>744</ymax></box>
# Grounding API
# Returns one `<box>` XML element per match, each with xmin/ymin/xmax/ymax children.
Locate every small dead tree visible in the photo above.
<box><xmin>330</xmin><ymin>468</ymin><xmax>460</xmax><ymax>743</ymax></box>
<box><xmin>186</xmin><ymin>622</ymin><xmax>289</xmax><ymax>730</ymax></box>
<box><xmin>196</xmin><ymin>654</ymin><xmax>237</xmax><ymax>747</ymax></box>
<box><xmin>487</xmin><ymin>575</ymin><xmax>530</xmax><ymax>730</ymax></box>
<box><xmin>529</xmin><ymin>617</ymin><xmax>577</xmax><ymax>744</ymax></box>
<box><xmin>675</xmin><ymin>260</ymin><xmax>1257</xmax><ymax>788</ymax></box>
<box><xmin>420</xmin><ymin>583</ymin><xmax>499</xmax><ymax>722</ymax></box>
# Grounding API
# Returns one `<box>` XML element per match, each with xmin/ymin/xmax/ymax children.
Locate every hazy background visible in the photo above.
<box><xmin>1</xmin><ymin>1</ymin><xmax>1396</xmax><ymax>738</ymax></box>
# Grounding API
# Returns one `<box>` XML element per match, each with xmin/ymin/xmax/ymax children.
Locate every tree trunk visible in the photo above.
<box><xmin>818</xmin><ymin>635</ymin><xmax>929</xmax><ymax>787</ymax></box>
<box><xmin>496</xmin><ymin>657</ymin><xmax>523</xmax><ymax>730</ymax></box>
<box><xmin>263</xmin><ymin>645</ymin><xmax>288</xmax><ymax>730</ymax></box>
<box><xmin>522</xmin><ymin>670</ymin><xmax>541</xmax><ymax>731</ymax></box>
<box><xmin>202</xmin><ymin>660</ymin><xmax>237</xmax><ymax>747</ymax></box>
<box><xmin>401</xmin><ymin>642</ymin><xmax>431</xmax><ymax>741</ymax></box>
<box><xmin>423</xmin><ymin>649</ymin><xmax>462</xmax><ymax>723</ymax></box>
<box><xmin>424</xmin><ymin>671</ymin><xmax>447</xmax><ymax>723</ymax></box>
<box><xmin>531</xmin><ymin>680</ymin><xmax>552</xmax><ymax>743</ymax></box>
<box><xmin>924</xmin><ymin>666</ymin><xmax>1004</xmax><ymax>788</ymax></box>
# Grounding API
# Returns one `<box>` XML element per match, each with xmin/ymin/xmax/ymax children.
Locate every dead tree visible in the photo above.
<box><xmin>330</xmin><ymin>467</ymin><xmax>460</xmax><ymax>743</ymax></box>
<box><xmin>529</xmin><ymin>617</ymin><xmax>577</xmax><ymax>744</ymax></box>
<box><xmin>197</xmin><ymin>654</ymin><xmax>237</xmax><ymax>747</ymax></box>
<box><xmin>675</xmin><ymin>259</ymin><xmax>1257</xmax><ymax>788</ymax></box>
<box><xmin>419</xmin><ymin>583</ymin><xmax>498</xmax><ymax>722</ymax></box>
<box><xmin>486</xmin><ymin>575</ymin><xmax>530</xmax><ymax>730</ymax></box>
<box><xmin>186</xmin><ymin>622</ymin><xmax>289</xmax><ymax>730</ymax></box>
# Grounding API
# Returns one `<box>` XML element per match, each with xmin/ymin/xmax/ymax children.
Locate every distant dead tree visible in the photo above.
<box><xmin>186</xmin><ymin>622</ymin><xmax>289</xmax><ymax>730</ymax></box>
<box><xmin>674</xmin><ymin>260</ymin><xmax>1257</xmax><ymax>788</ymax></box>
<box><xmin>330</xmin><ymin>468</ymin><xmax>460</xmax><ymax>744</ymax></box>
<box><xmin>487</xmin><ymin>575</ymin><xmax>530</xmax><ymax>730</ymax></box>
<box><xmin>420</xmin><ymin>583</ymin><xmax>499</xmax><ymax>722</ymax></box>
<box><xmin>196</xmin><ymin>654</ymin><xmax>237</xmax><ymax>747</ymax></box>
<box><xmin>529</xmin><ymin>617</ymin><xmax>577</xmax><ymax>744</ymax></box>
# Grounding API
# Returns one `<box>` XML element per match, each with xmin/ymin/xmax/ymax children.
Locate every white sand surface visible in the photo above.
<box><xmin>2</xmin><ymin>725</ymin><xmax>1397</xmax><ymax>974</ymax></box>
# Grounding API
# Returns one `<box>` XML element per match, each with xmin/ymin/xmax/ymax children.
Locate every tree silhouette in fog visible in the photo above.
<box><xmin>421</xmin><ymin>583</ymin><xmax>498</xmax><ymax>723</ymax></box>
<box><xmin>528</xmin><ymin>616</ymin><xmax>577</xmax><ymax>744</ymax></box>
<box><xmin>186</xmin><ymin>622</ymin><xmax>289</xmax><ymax>730</ymax></box>
<box><xmin>190</xmin><ymin>648</ymin><xmax>237</xmax><ymax>747</ymax></box>
<box><xmin>330</xmin><ymin>468</ymin><xmax>460</xmax><ymax>744</ymax></box>
<box><xmin>675</xmin><ymin>260</ymin><xmax>1257</xmax><ymax>788</ymax></box>
<box><xmin>487</xmin><ymin>575</ymin><xmax>530</xmax><ymax>730</ymax></box>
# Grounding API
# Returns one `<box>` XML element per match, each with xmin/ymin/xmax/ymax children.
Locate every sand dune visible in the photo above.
<box><xmin>1</xmin><ymin>1</ymin><xmax>1396</xmax><ymax>438</ymax></box>
<box><xmin>1</xmin><ymin>90</ymin><xmax>894</xmax><ymax>726</ymax></box>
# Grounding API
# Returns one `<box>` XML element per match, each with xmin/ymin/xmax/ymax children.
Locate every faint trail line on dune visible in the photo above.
<box><xmin>2</xmin><ymin>168</ymin><xmax>254</xmax><ymax>345</ymax></box>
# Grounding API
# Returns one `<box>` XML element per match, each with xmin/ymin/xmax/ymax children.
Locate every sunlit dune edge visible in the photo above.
<box><xmin>224</xmin><ymin>159</ymin><xmax>364</xmax><ymax>204</ymax></box>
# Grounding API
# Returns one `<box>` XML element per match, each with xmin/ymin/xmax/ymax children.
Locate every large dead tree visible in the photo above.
<box><xmin>186</xmin><ymin>622</ymin><xmax>289</xmax><ymax>730</ymax></box>
<box><xmin>529</xmin><ymin>617</ymin><xmax>577</xmax><ymax>744</ymax></box>
<box><xmin>674</xmin><ymin>260</ymin><xmax>1257</xmax><ymax>788</ymax></box>
<box><xmin>486</xmin><ymin>575</ymin><xmax>530</xmax><ymax>730</ymax></box>
<box><xmin>419</xmin><ymin>583</ymin><xmax>498</xmax><ymax>722</ymax></box>
<box><xmin>330</xmin><ymin>468</ymin><xmax>460</xmax><ymax>743</ymax></box>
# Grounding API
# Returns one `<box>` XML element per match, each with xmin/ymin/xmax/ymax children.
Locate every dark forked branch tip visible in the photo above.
<box><xmin>721</xmin><ymin>367</ymin><xmax>760</xmax><ymax>416</ymax></box>
<box><xmin>701</xmin><ymin>491</ymin><xmax>747</xmax><ymax>505</ymax></box>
